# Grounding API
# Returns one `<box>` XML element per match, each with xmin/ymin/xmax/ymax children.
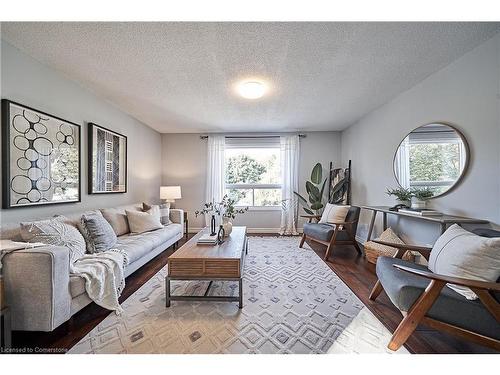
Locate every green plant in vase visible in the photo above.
<box><xmin>386</xmin><ymin>187</ymin><xmax>412</xmax><ymax>208</ymax></box>
<box><xmin>410</xmin><ymin>187</ymin><xmax>434</xmax><ymax>209</ymax></box>
<box><xmin>195</xmin><ymin>195</ymin><xmax>248</xmax><ymax>236</ymax></box>
<box><xmin>294</xmin><ymin>163</ymin><xmax>327</xmax><ymax>216</ymax></box>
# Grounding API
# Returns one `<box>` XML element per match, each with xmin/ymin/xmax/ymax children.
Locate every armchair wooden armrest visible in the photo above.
<box><xmin>300</xmin><ymin>214</ymin><xmax>322</xmax><ymax>223</ymax></box>
<box><xmin>327</xmin><ymin>220</ymin><xmax>357</xmax><ymax>227</ymax></box>
<box><xmin>393</xmin><ymin>265</ymin><xmax>500</xmax><ymax>292</ymax></box>
<box><xmin>372</xmin><ymin>240</ymin><xmax>432</xmax><ymax>260</ymax></box>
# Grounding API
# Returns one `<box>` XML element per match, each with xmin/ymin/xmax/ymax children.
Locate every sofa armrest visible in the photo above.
<box><xmin>170</xmin><ymin>209</ymin><xmax>184</xmax><ymax>226</ymax></box>
<box><xmin>3</xmin><ymin>245</ymin><xmax>72</xmax><ymax>331</ymax></box>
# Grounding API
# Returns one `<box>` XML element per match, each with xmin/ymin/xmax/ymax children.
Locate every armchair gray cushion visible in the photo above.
<box><xmin>303</xmin><ymin>223</ymin><xmax>351</xmax><ymax>242</ymax></box>
<box><xmin>376</xmin><ymin>256</ymin><xmax>500</xmax><ymax>340</ymax></box>
<box><xmin>303</xmin><ymin>206</ymin><xmax>360</xmax><ymax>242</ymax></box>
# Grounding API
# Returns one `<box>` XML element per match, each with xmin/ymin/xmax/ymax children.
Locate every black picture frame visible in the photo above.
<box><xmin>1</xmin><ymin>99</ymin><xmax>82</xmax><ymax>209</ymax></box>
<box><xmin>88</xmin><ymin>122</ymin><xmax>127</xmax><ymax>194</ymax></box>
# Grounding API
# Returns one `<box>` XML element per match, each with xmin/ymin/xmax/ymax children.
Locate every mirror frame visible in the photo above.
<box><xmin>392</xmin><ymin>122</ymin><xmax>470</xmax><ymax>199</ymax></box>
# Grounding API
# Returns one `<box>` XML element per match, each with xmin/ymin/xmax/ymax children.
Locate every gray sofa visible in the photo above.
<box><xmin>1</xmin><ymin>203</ymin><xmax>184</xmax><ymax>332</ymax></box>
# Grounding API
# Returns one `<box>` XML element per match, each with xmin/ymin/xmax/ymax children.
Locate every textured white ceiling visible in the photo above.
<box><xmin>1</xmin><ymin>22</ymin><xmax>499</xmax><ymax>133</ymax></box>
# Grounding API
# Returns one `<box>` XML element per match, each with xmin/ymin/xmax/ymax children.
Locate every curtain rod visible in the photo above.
<box><xmin>200</xmin><ymin>134</ymin><xmax>306</xmax><ymax>140</ymax></box>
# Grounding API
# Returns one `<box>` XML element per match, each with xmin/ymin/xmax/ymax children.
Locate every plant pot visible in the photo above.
<box><xmin>411</xmin><ymin>197</ymin><xmax>427</xmax><ymax>209</ymax></box>
<box><xmin>222</xmin><ymin>217</ymin><xmax>233</xmax><ymax>236</ymax></box>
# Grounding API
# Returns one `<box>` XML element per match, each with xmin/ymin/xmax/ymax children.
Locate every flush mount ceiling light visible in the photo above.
<box><xmin>236</xmin><ymin>80</ymin><xmax>267</xmax><ymax>99</ymax></box>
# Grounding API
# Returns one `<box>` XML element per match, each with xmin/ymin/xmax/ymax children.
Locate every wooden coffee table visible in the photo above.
<box><xmin>166</xmin><ymin>226</ymin><xmax>248</xmax><ymax>308</ymax></box>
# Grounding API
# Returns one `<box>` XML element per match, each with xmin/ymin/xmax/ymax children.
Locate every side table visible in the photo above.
<box><xmin>1</xmin><ymin>307</ymin><xmax>11</xmax><ymax>350</ymax></box>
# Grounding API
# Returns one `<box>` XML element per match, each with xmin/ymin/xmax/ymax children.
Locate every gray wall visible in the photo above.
<box><xmin>341</xmin><ymin>33</ymin><xmax>500</xmax><ymax>246</ymax></box>
<box><xmin>0</xmin><ymin>41</ymin><xmax>163</xmax><ymax>224</ymax></box>
<box><xmin>161</xmin><ymin>131</ymin><xmax>342</xmax><ymax>232</ymax></box>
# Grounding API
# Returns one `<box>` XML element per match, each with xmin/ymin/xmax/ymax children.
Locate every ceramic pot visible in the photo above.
<box><xmin>222</xmin><ymin>217</ymin><xmax>233</xmax><ymax>236</ymax></box>
<box><xmin>411</xmin><ymin>197</ymin><xmax>426</xmax><ymax>209</ymax></box>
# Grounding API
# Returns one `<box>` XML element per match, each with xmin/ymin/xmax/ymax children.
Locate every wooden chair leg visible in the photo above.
<box><xmin>369</xmin><ymin>280</ymin><xmax>383</xmax><ymax>301</ymax></box>
<box><xmin>353</xmin><ymin>240</ymin><xmax>362</xmax><ymax>255</ymax></box>
<box><xmin>324</xmin><ymin>228</ymin><xmax>339</xmax><ymax>261</ymax></box>
<box><xmin>299</xmin><ymin>234</ymin><xmax>306</xmax><ymax>248</ymax></box>
<box><xmin>388</xmin><ymin>279</ymin><xmax>445</xmax><ymax>351</ymax></box>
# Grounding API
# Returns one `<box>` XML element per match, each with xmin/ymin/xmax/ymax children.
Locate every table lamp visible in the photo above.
<box><xmin>160</xmin><ymin>186</ymin><xmax>182</xmax><ymax>208</ymax></box>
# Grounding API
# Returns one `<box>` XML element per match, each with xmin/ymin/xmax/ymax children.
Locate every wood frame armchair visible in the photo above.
<box><xmin>369</xmin><ymin>240</ymin><xmax>500</xmax><ymax>351</ymax></box>
<box><xmin>299</xmin><ymin>206</ymin><xmax>362</xmax><ymax>260</ymax></box>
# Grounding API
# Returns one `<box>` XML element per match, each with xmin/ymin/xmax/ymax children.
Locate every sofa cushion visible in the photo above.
<box><xmin>101</xmin><ymin>207</ymin><xmax>130</xmax><ymax>236</ymax></box>
<box><xmin>80</xmin><ymin>211</ymin><xmax>118</xmax><ymax>253</ymax></box>
<box><xmin>376</xmin><ymin>256</ymin><xmax>500</xmax><ymax>339</ymax></box>
<box><xmin>126</xmin><ymin>208</ymin><xmax>163</xmax><ymax>234</ymax></box>
<box><xmin>303</xmin><ymin>222</ymin><xmax>351</xmax><ymax>242</ymax></box>
<box><xmin>116</xmin><ymin>224</ymin><xmax>182</xmax><ymax>264</ymax></box>
<box><xmin>143</xmin><ymin>202</ymin><xmax>171</xmax><ymax>225</ymax></box>
<box><xmin>428</xmin><ymin>224</ymin><xmax>500</xmax><ymax>300</ymax></box>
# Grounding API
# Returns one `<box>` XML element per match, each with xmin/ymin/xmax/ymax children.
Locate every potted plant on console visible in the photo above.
<box><xmin>410</xmin><ymin>188</ymin><xmax>434</xmax><ymax>209</ymax></box>
<box><xmin>386</xmin><ymin>187</ymin><xmax>412</xmax><ymax>210</ymax></box>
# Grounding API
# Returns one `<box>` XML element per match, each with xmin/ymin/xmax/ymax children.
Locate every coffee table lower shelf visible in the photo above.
<box><xmin>165</xmin><ymin>276</ymin><xmax>243</xmax><ymax>308</ymax></box>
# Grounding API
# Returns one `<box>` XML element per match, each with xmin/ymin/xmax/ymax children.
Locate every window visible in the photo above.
<box><xmin>224</xmin><ymin>138</ymin><xmax>281</xmax><ymax>207</ymax></box>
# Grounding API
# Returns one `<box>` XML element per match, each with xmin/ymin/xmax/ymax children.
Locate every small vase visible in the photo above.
<box><xmin>217</xmin><ymin>225</ymin><xmax>225</xmax><ymax>244</ymax></box>
<box><xmin>411</xmin><ymin>197</ymin><xmax>426</xmax><ymax>209</ymax></box>
<box><xmin>222</xmin><ymin>217</ymin><xmax>233</xmax><ymax>237</ymax></box>
<box><xmin>210</xmin><ymin>215</ymin><xmax>216</xmax><ymax>235</ymax></box>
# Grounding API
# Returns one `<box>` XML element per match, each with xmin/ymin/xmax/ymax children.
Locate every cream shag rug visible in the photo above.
<box><xmin>69</xmin><ymin>236</ymin><xmax>408</xmax><ymax>354</ymax></box>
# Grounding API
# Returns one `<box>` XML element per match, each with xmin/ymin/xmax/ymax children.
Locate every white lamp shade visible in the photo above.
<box><xmin>160</xmin><ymin>186</ymin><xmax>182</xmax><ymax>201</ymax></box>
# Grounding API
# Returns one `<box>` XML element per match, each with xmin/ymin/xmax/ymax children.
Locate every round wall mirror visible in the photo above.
<box><xmin>393</xmin><ymin>123</ymin><xmax>469</xmax><ymax>197</ymax></box>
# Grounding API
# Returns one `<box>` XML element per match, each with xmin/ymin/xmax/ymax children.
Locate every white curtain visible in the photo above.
<box><xmin>205</xmin><ymin>135</ymin><xmax>226</xmax><ymax>226</ymax></box>
<box><xmin>279</xmin><ymin>135</ymin><xmax>300</xmax><ymax>235</ymax></box>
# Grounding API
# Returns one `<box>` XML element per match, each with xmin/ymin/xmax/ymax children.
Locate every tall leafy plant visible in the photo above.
<box><xmin>294</xmin><ymin>163</ymin><xmax>327</xmax><ymax>215</ymax></box>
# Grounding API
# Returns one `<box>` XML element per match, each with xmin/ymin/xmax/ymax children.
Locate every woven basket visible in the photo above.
<box><xmin>364</xmin><ymin>241</ymin><xmax>414</xmax><ymax>264</ymax></box>
<box><xmin>364</xmin><ymin>227</ymin><xmax>415</xmax><ymax>264</ymax></box>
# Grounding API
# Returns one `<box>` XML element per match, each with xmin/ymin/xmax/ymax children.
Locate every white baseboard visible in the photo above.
<box><xmin>189</xmin><ymin>227</ymin><xmax>304</xmax><ymax>234</ymax></box>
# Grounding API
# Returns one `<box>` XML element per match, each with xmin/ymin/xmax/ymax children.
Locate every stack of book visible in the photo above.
<box><xmin>398</xmin><ymin>208</ymin><xmax>442</xmax><ymax>216</ymax></box>
<box><xmin>197</xmin><ymin>233</ymin><xmax>218</xmax><ymax>245</ymax></box>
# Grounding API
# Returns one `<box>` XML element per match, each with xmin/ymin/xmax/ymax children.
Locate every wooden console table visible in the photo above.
<box><xmin>362</xmin><ymin>205</ymin><xmax>489</xmax><ymax>241</ymax></box>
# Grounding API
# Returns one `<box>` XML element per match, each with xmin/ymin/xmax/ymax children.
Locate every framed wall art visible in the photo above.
<box><xmin>1</xmin><ymin>99</ymin><xmax>81</xmax><ymax>208</ymax></box>
<box><xmin>88</xmin><ymin>123</ymin><xmax>127</xmax><ymax>194</ymax></box>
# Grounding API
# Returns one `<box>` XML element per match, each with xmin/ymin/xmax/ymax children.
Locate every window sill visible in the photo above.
<box><xmin>236</xmin><ymin>206</ymin><xmax>282</xmax><ymax>212</ymax></box>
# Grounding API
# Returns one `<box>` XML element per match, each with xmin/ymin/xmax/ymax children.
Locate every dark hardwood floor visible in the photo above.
<box><xmin>10</xmin><ymin>234</ymin><xmax>495</xmax><ymax>354</ymax></box>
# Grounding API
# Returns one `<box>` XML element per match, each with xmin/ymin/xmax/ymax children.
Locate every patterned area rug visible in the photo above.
<box><xmin>69</xmin><ymin>236</ymin><xmax>404</xmax><ymax>354</ymax></box>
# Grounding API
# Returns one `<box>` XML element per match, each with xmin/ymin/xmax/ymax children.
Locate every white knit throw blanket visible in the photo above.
<box><xmin>71</xmin><ymin>249</ymin><xmax>129</xmax><ymax>314</ymax></box>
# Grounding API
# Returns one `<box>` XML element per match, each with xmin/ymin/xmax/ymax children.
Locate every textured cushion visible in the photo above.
<box><xmin>376</xmin><ymin>256</ymin><xmax>500</xmax><ymax>339</ymax></box>
<box><xmin>80</xmin><ymin>211</ymin><xmax>118</xmax><ymax>253</ymax></box>
<box><xmin>101</xmin><ymin>207</ymin><xmax>130</xmax><ymax>236</ymax></box>
<box><xmin>319</xmin><ymin>204</ymin><xmax>350</xmax><ymax>224</ymax></box>
<box><xmin>428</xmin><ymin>224</ymin><xmax>500</xmax><ymax>300</ymax></box>
<box><xmin>365</xmin><ymin>227</ymin><xmax>412</xmax><ymax>259</ymax></box>
<box><xmin>20</xmin><ymin>217</ymin><xmax>86</xmax><ymax>264</ymax></box>
<box><xmin>303</xmin><ymin>222</ymin><xmax>351</xmax><ymax>242</ymax></box>
<box><xmin>126</xmin><ymin>208</ymin><xmax>163</xmax><ymax>234</ymax></box>
<box><xmin>143</xmin><ymin>202</ymin><xmax>171</xmax><ymax>225</ymax></box>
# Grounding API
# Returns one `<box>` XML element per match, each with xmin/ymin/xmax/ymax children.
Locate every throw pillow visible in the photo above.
<box><xmin>80</xmin><ymin>211</ymin><xmax>118</xmax><ymax>253</ymax></box>
<box><xmin>126</xmin><ymin>208</ymin><xmax>163</xmax><ymax>234</ymax></box>
<box><xmin>319</xmin><ymin>204</ymin><xmax>350</xmax><ymax>224</ymax></box>
<box><xmin>20</xmin><ymin>217</ymin><xmax>86</xmax><ymax>264</ymax></box>
<box><xmin>101</xmin><ymin>207</ymin><xmax>130</xmax><ymax>236</ymax></box>
<box><xmin>428</xmin><ymin>224</ymin><xmax>500</xmax><ymax>300</ymax></box>
<box><xmin>143</xmin><ymin>202</ymin><xmax>171</xmax><ymax>225</ymax></box>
